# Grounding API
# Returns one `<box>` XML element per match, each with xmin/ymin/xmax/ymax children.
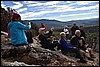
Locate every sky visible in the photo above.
<box><xmin>1</xmin><ymin>1</ymin><xmax>99</xmax><ymax>22</ymax></box>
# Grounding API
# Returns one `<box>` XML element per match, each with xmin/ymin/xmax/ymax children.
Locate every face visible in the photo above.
<box><xmin>73</xmin><ymin>24</ymin><xmax>76</xmax><ymax>27</ymax></box>
<box><xmin>76</xmin><ymin>31</ymin><xmax>81</xmax><ymax>37</ymax></box>
<box><xmin>61</xmin><ymin>34</ymin><xmax>66</xmax><ymax>39</ymax></box>
<box><xmin>80</xmin><ymin>26</ymin><xmax>83</xmax><ymax>30</ymax></box>
<box><xmin>41</xmin><ymin>30</ymin><xmax>45</xmax><ymax>35</ymax></box>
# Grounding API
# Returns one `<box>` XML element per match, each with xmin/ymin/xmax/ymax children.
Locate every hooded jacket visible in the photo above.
<box><xmin>60</xmin><ymin>37</ymin><xmax>74</xmax><ymax>49</ymax></box>
<box><xmin>8</xmin><ymin>21</ymin><xmax>31</xmax><ymax>46</ymax></box>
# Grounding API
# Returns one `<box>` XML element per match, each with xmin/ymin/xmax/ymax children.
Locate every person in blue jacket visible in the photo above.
<box><xmin>8</xmin><ymin>13</ymin><xmax>31</xmax><ymax>46</ymax></box>
<box><xmin>59</xmin><ymin>32</ymin><xmax>87</xmax><ymax>63</ymax></box>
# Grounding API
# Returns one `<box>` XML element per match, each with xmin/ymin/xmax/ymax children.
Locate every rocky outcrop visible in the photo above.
<box><xmin>94</xmin><ymin>37</ymin><xmax>99</xmax><ymax>53</ymax></box>
<box><xmin>1</xmin><ymin>31</ymin><xmax>99</xmax><ymax>66</ymax></box>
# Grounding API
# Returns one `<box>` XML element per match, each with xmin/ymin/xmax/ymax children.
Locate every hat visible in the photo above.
<box><xmin>39</xmin><ymin>28</ymin><xmax>45</xmax><ymax>33</ymax></box>
<box><xmin>60</xmin><ymin>32</ymin><xmax>66</xmax><ymax>36</ymax></box>
<box><xmin>12</xmin><ymin>13</ymin><xmax>21</xmax><ymax>20</ymax></box>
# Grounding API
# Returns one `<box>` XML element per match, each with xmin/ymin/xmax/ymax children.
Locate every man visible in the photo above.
<box><xmin>70</xmin><ymin>23</ymin><xmax>79</xmax><ymax>36</ymax></box>
<box><xmin>70</xmin><ymin>30</ymin><xmax>95</xmax><ymax>61</ymax></box>
<box><xmin>38</xmin><ymin>28</ymin><xmax>56</xmax><ymax>51</ymax></box>
<box><xmin>79</xmin><ymin>26</ymin><xmax>86</xmax><ymax>39</ymax></box>
<box><xmin>59</xmin><ymin>32</ymin><xmax>87</xmax><ymax>63</ymax></box>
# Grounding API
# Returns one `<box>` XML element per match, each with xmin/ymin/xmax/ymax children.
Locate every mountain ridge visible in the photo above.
<box><xmin>23</xmin><ymin>18</ymin><xmax>99</xmax><ymax>29</ymax></box>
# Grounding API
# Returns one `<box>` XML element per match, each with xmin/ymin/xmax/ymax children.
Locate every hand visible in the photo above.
<box><xmin>51</xmin><ymin>27</ymin><xmax>54</xmax><ymax>31</ymax></box>
<box><xmin>28</xmin><ymin>22</ymin><xmax>31</xmax><ymax>25</ymax></box>
<box><xmin>74</xmin><ymin>47</ymin><xmax>76</xmax><ymax>49</ymax></box>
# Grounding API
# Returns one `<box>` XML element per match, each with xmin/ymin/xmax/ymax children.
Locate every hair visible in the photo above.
<box><xmin>39</xmin><ymin>28</ymin><xmax>45</xmax><ymax>33</ymax></box>
<box><xmin>60</xmin><ymin>32</ymin><xmax>66</xmax><ymax>36</ymax></box>
<box><xmin>75</xmin><ymin>30</ymin><xmax>80</xmax><ymax>35</ymax></box>
<box><xmin>12</xmin><ymin>13</ymin><xmax>21</xmax><ymax>21</ymax></box>
<box><xmin>80</xmin><ymin>25</ymin><xmax>83</xmax><ymax>27</ymax></box>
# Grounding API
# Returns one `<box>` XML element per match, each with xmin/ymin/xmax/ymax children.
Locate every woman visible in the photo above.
<box><xmin>8</xmin><ymin>13</ymin><xmax>31</xmax><ymax>46</ymax></box>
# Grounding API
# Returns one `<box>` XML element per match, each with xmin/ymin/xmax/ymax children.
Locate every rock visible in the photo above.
<box><xmin>94</xmin><ymin>37</ymin><xmax>99</xmax><ymax>52</ymax></box>
<box><xmin>1</xmin><ymin>59</ymin><xmax>40</xmax><ymax>66</ymax></box>
<box><xmin>1</xmin><ymin>33</ymin><xmax>99</xmax><ymax>66</ymax></box>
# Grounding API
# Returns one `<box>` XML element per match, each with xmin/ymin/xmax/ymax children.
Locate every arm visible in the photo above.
<box><xmin>17</xmin><ymin>22</ymin><xmax>31</xmax><ymax>30</ymax></box>
<box><xmin>44</xmin><ymin>30</ymin><xmax>53</xmax><ymax>38</ymax></box>
<box><xmin>70</xmin><ymin>37</ymin><xmax>79</xmax><ymax>47</ymax></box>
<box><xmin>60</xmin><ymin>40</ymin><xmax>74</xmax><ymax>48</ymax></box>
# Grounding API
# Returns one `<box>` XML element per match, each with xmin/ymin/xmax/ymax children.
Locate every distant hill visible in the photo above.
<box><xmin>23</xmin><ymin>18</ymin><xmax>99</xmax><ymax>29</ymax></box>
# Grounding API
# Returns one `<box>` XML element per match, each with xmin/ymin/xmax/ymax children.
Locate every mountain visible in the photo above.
<box><xmin>23</xmin><ymin>18</ymin><xmax>99</xmax><ymax>29</ymax></box>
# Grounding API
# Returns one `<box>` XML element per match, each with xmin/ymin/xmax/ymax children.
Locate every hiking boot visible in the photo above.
<box><xmin>87</xmin><ymin>57</ymin><xmax>94</xmax><ymax>61</ymax></box>
<box><xmin>90</xmin><ymin>54</ymin><xmax>95</xmax><ymax>58</ymax></box>
<box><xmin>80</xmin><ymin>58</ymin><xmax>87</xmax><ymax>63</ymax></box>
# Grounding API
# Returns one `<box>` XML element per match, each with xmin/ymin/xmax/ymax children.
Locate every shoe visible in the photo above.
<box><xmin>87</xmin><ymin>57</ymin><xmax>94</xmax><ymax>61</ymax></box>
<box><xmin>80</xmin><ymin>59</ymin><xmax>87</xmax><ymax>63</ymax></box>
<box><xmin>90</xmin><ymin>54</ymin><xmax>95</xmax><ymax>58</ymax></box>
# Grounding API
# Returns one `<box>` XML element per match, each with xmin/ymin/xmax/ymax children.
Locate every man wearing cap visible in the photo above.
<box><xmin>38</xmin><ymin>27</ymin><xmax>57</xmax><ymax>51</ymax></box>
<box><xmin>59</xmin><ymin>32</ymin><xmax>87</xmax><ymax>63</ymax></box>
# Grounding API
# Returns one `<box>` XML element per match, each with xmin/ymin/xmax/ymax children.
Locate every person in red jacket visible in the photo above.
<box><xmin>40</xmin><ymin>23</ymin><xmax>46</xmax><ymax>32</ymax></box>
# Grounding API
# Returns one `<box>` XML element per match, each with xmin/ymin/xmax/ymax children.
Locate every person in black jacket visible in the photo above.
<box><xmin>70</xmin><ymin>23</ymin><xmax>79</xmax><ymax>36</ymax></box>
<box><xmin>38</xmin><ymin>28</ymin><xmax>56</xmax><ymax>51</ymax></box>
<box><xmin>70</xmin><ymin>30</ymin><xmax>95</xmax><ymax>61</ymax></box>
<box><xmin>79</xmin><ymin>26</ymin><xmax>86</xmax><ymax>39</ymax></box>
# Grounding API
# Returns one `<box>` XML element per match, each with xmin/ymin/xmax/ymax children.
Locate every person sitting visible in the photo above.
<box><xmin>80</xmin><ymin>37</ymin><xmax>95</xmax><ymax>58</ymax></box>
<box><xmin>8</xmin><ymin>13</ymin><xmax>31</xmax><ymax>46</ymax></box>
<box><xmin>70</xmin><ymin>23</ymin><xmax>79</xmax><ymax>36</ymax></box>
<box><xmin>70</xmin><ymin>30</ymin><xmax>95</xmax><ymax>61</ymax></box>
<box><xmin>79</xmin><ymin>26</ymin><xmax>86</xmax><ymax>39</ymax></box>
<box><xmin>40</xmin><ymin>23</ymin><xmax>46</xmax><ymax>32</ymax></box>
<box><xmin>38</xmin><ymin>28</ymin><xmax>56</xmax><ymax>51</ymax></box>
<box><xmin>59</xmin><ymin>32</ymin><xmax>87</xmax><ymax>63</ymax></box>
<box><xmin>63</xmin><ymin>25</ymin><xmax>69</xmax><ymax>39</ymax></box>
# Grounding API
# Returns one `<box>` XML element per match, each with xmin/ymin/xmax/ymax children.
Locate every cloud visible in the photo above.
<box><xmin>20</xmin><ymin>3</ymin><xmax>99</xmax><ymax>20</ymax></box>
<box><xmin>44</xmin><ymin>1</ymin><xmax>59</xmax><ymax>5</ymax></box>
<box><xmin>17</xmin><ymin>8</ymin><xmax>27</xmax><ymax>13</ymax></box>
<box><xmin>61</xmin><ymin>13</ymin><xmax>93</xmax><ymax>17</ymax></box>
<box><xmin>68</xmin><ymin>16</ymin><xmax>99</xmax><ymax>21</ymax></box>
<box><xmin>1</xmin><ymin>1</ymin><xmax>3</xmax><ymax>3</ymax></box>
<box><xmin>23</xmin><ymin>1</ymin><xmax>37</xmax><ymax>4</ymax></box>
<box><xmin>76</xmin><ymin>1</ymin><xmax>99</xmax><ymax>5</ymax></box>
<box><xmin>1</xmin><ymin>4</ymin><xmax>7</xmax><ymax>9</ymax></box>
<box><xmin>11</xmin><ymin>1</ymin><xmax>23</xmax><ymax>9</ymax></box>
<box><xmin>27</xmin><ymin>1</ymin><xmax>59</xmax><ymax>7</ymax></box>
<box><xmin>4</xmin><ymin>1</ymin><xmax>97</xmax><ymax>21</ymax></box>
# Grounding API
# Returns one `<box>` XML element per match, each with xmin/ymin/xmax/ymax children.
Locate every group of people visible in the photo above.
<box><xmin>7</xmin><ymin>11</ymin><xmax>95</xmax><ymax>63</ymax></box>
<box><xmin>37</xmin><ymin>23</ymin><xmax>95</xmax><ymax>63</ymax></box>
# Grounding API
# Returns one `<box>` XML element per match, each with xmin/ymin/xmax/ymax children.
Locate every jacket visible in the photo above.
<box><xmin>8</xmin><ymin>21</ymin><xmax>31</xmax><ymax>45</ymax></box>
<box><xmin>70</xmin><ymin>35</ymin><xmax>81</xmax><ymax>48</ymax></box>
<box><xmin>60</xmin><ymin>38</ymin><xmax>74</xmax><ymax>49</ymax></box>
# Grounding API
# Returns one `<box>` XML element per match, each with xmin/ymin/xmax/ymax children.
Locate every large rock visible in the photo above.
<box><xmin>94</xmin><ymin>37</ymin><xmax>99</xmax><ymax>53</ymax></box>
<box><xmin>1</xmin><ymin>33</ymin><xmax>99</xmax><ymax>66</ymax></box>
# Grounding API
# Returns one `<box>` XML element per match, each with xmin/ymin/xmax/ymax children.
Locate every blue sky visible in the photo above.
<box><xmin>1</xmin><ymin>1</ymin><xmax>99</xmax><ymax>22</ymax></box>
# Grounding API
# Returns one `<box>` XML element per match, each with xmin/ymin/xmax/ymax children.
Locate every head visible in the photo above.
<box><xmin>75</xmin><ymin>30</ymin><xmax>81</xmax><ymax>37</ymax></box>
<box><xmin>41</xmin><ymin>23</ymin><xmax>45</xmax><ymax>27</ymax></box>
<box><xmin>39</xmin><ymin>28</ymin><xmax>45</xmax><ymax>35</ymax></box>
<box><xmin>60</xmin><ymin>32</ymin><xmax>66</xmax><ymax>39</ymax></box>
<box><xmin>73</xmin><ymin>23</ymin><xmax>76</xmax><ymax>28</ymax></box>
<box><xmin>80</xmin><ymin>26</ymin><xmax>84</xmax><ymax>30</ymax></box>
<box><xmin>12</xmin><ymin>13</ymin><xmax>21</xmax><ymax>21</ymax></box>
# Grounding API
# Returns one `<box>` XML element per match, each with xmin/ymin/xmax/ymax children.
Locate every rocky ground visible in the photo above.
<box><xmin>1</xmin><ymin>31</ymin><xmax>99</xmax><ymax>66</ymax></box>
